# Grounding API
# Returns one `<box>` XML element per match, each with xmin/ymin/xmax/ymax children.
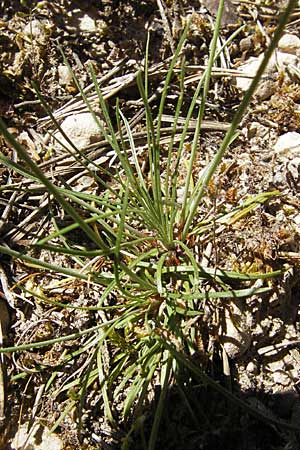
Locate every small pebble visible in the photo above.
<box><xmin>53</xmin><ymin>112</ymin><xmax>103</xmax><ymax>151</ymax></box>
<box><xmin>58</xmin><ymin>65</ymin><xmax>73</xmax><ymax>86</ymax></box>
<box><xmin>278</xmin><ymin>33</ymin><xmax>300</xmax><ymax>55</ymax></box>
<box><xmin>266</xmin><ymin>360</ymin><xmax>285</xmax><ymax>372</ymax></box>
<box><xmin>274</xmin><ymin>132</ymin><xmax>300</xmax><ymax>158</ymax></box>
<box><xmin>235</xmin><ymin>51</ymin><xmax>298</xmax><ymax>99</ymax></box>
<box><xmin>23</xmin><ymin>19</ymin><xmax>44</xmax><ymax>38</ymax></box>
<box><xmin>246</xmin><ymin>361</ymin><xmax>258</xmax><ymax>374</ymax></box>
<box><xmin>79</xmin><ymin>14</ymin><xmax>97</xmax><ymax>33</ymax></box>
<box><xmin>273</xmin><ymin>371</ymin><xmax>290</xmax><ymax>386</ymax></box>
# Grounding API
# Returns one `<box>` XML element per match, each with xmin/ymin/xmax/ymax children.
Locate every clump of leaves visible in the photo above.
<box><xmin>0</xmin><ymin>1</ymin><xmax>297</xmax><ymax>448</ymax></box>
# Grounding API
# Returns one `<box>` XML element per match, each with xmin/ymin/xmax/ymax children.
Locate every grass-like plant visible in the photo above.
<box><xmin>0</xmin><ymin>0</ymin><xmax>298</xmax><ymax>448</ymax></box>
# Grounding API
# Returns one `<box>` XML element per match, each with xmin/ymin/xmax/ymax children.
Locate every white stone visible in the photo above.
<box><xmin>79</xmin><ymin>14</ymin><xmax>97</xmax><ymax>33</ymax></box>
<box><xmin>274</xmin><ymin>132</ymin><xmax>300</xmax><ymax>158</ymax></box>
<box><xmin>10</xmin><ymin>423</ymin><xmax>63</xmax><ymax>450</ymax></box>
<box><xmin>266</xmin><ymin>360</ymin><xmax>285</xmax><ymax>372</ymax></box>
<box><xmin>24</xmin><ymin>19</ymin><xmax>44</xmax><ymax>38</ymax></box>
<box><xmin>272</xmin><ymin>371</ymin><xmax>290</xmax><ymax>386</ymax></box>
<box><xmin>275</xmin><ymin>51</ymin><xmax>298</xmax><ymax>68</ymax></box>
<box><xmin>246</xmin><ymin>361</ymin><xmax>258</xmax><ymax>374</ymax></box>
<box><xmin>235</xmin><ymin>54</ymin><xmax>276</xmax><ymax>99</ymax></box>
<box><xmin>286</xmin><ymin>325</ymin><xmax>299</xmax><ymax>340</ymax></box>
<box><xmin>235</xmin><ymin>51</ymin><xmax>298</xmax><ymax>99</ymax></box>
<box><xmin>294</xmin><ymin>213</ymin><xmax>300</xmax><ymax>225</ymax></box>
<box><xmin>58</xmin><ymin>65</ymin><xmax>73</xmax><ymax>86</ymax></box>
<box><xmin>287</xmin><ymin>157</ymin><xmax>300</xmax><ymax>179</ymax></box>
<box><xmin>53</xmin><ymin>113</ymin><xmax>102</xmax><ymax>151</ymax></box>
<box><xmin>278</xmin><ymin>33</ymin><xmax>300</xmax><ymax>55</ymax></box>
<box><xmin>235</xmin><ymin>56</ymin><xmax>263</xmax><ymax>91</ymax></box>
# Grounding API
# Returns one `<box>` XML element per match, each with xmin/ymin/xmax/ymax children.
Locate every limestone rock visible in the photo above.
<box><xmin>278</xmin><ymin>33</ymin><xmax>300</xmax><ymax>55</ymax></box>
<box><xmin>79</xmin><ymin>13</ymin><xmax>97</xmax><ymax>33</ymax></box>
<box><xmin>10</xmin><ymin>423</ymin><xmax>64</xmax><ymax>450</ymax></box>
<box><xmin>24</xmin><ymin>19</ymin><xmax>44</xmax><ymax>38</ymax></box>
<box><xmin>53</xmin><ymin>112</ymin><xmax>103</xmax><ymax>151</ymax></box>
<box><xmin>274</xmin><ymin>132</ymin><xmax>300</xmax><ymax>158</ymax></box>
<box><xmin>23</xmin><ymin>19</ymin><xmax>49</xmax><ymax>43</ymax></box>
<box><xmin>272</xmin><ymin>371</ymin><xmax>291</xmax><ymax>386</ymax></box>
<box><xmin>58</xmin><ymin>65</ymin><xmax>73</xmax><ymax>86</ymax></box>
<box><xmin>246</xmin><ymin>361</ymin><xmax>258</xmax><ymax>375</ymax></box>
<box><xmin>235</xmin><ymin>51</ymin><xmax>299</xmax><ymax>99</ymax></box>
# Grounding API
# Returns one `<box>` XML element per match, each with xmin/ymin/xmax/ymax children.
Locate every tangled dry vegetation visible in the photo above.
<box><xmin>1</xmin><ymin>1</ymin><xmax>300</xmax><ymax>449</ymax></box>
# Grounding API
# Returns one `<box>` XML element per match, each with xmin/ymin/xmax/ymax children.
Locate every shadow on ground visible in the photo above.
<box><xmin>127</xmin><ymin>374</ymin><xmax>300</xmax><ymax>450</ymax></box>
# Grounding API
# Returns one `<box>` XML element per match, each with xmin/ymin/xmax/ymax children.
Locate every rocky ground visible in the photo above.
<box><xmin>1</xmin><ymin>0</ymin><xmax>300</xmax><ymax>449</ymax></box>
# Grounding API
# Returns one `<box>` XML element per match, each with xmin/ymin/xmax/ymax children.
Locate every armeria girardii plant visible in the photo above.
<box><xmin>0</xmin><ymin>0</ymin><xmax>298</xmax><ymax>448</ymax></box>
